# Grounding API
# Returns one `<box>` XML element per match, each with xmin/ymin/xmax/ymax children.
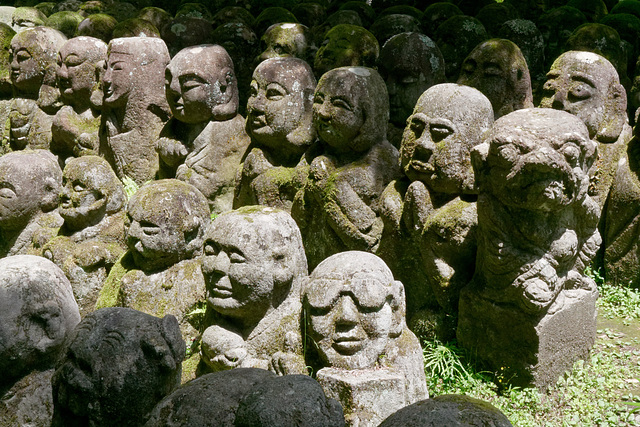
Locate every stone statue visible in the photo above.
<box><xmin>458</xmin><ymin>108</ymin><xmax>600</xmax><ymax>389</ymax></box>
<box><xmin>157</xmin><ymin>44</ymin><xmax>250</xmax><ymax>214</ymax></box>
<box><xmin>378</xmin><ymin>32</ymin><xmax>445</xmax><ymax>148</ymax></box>
<box><xmin>234</xmin><ymin>57</ymin><xmax>316</xmax><ymax>211</ymax></box>
<box><xmin>434</xmin><ymin>15</ymin><xmax>488</xmax><ymax>82</ymax></box>
<box><xmin>51</xmin><ymin>36</ymin><xmax>107</xmax><ymax>161</ymax></box>
<box><xmin>200</xmin><ymin>206</ymin><xmax>308</xmax><ymax>375</ymax></box>
<box><xmin>51</xmin><ymin>307</ymin><xmax>185</xmax><ymax>427</ymax></box>
<box><xmin>42</xmin><ymin>156</ymin><xmax>126</xmax><ymax>316</ymax></box>
<box><xmin>303</xmin><ymin>251</ymin><xmax>428</xmax><ymax>426</ymax></box>
<box><xmin>292</xmin><ymin>66</ymin><xmax>401</xmax><ymax>270</ymax></box>
<box><xmin>313</xmin><ymin>24</ymin><xmax>379</xmax><ymax>78</ymax></box>
<box><xmin>0</xmin><ymin>255</ymin><xmax>80</xmax><ymax>427</ymax></box>
<box><xmin>0</xmin><ymin>150</ymin><xmax>63</xmax><ymax>257</ymax></box>
<box><xmin>256</xmin><ymin>22</ymin><xmax>313</xmax><ymax>64</ymax></box>
<box><xmin>457</xmin><ymin>39</ymin><xmax>534</xmax><ymax>119</ymax></box>
<box><xmin>99</xmin><ymin>37</ymin><xmax>170</xmax><ymax>185</ymax></box>
<box><xmin>539</xmin><ymin>51</ymin><xmax>631</xmax><ymax>210</ymax></box>
<box><xmin>379</xmin><ymin>84</ymin><xmax>493</xmax><ymax>328</ymax></box>
<box><xmin>96</xmin><ymin>179</ymin><xmax>209</xmax><ymax>370</ymax></box>
<box><xmin>8</xmin><ymin>26</ymin><xmax>66</xmax><ymax>152</ymax></box>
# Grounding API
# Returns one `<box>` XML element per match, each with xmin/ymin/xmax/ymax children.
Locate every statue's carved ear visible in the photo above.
<box><xmin>596</xmin><ymin>81</ymin><xmax>627</xmax><ymax>143</ymax></box>
<box><xmin>389</xmin><ymin>280</ymin><xmax>406</xmax><ymax>337</ymax></box>
<box><xmin>470</xmin><ymin>142</ymin><xmax>490</xmax><ymax>192</ymax></box>
<box><xmin>142</xmin><ymin>314</ymin><xmax>185</xmax><ymax>371</ymax></box>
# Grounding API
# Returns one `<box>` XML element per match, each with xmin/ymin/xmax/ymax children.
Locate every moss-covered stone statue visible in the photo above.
<box><xmin>96</xmin><ymin>179</ymin><xmax>209</xmax><ymax>378</ymax></box>
<box><xmin>158</xmin><ymin>44</ymin><xmax>250</xmax><ymax>214</ymax></box>
<box><xmin>234</xmin><ymin>57</ymin><xmax>316</xmax><ymax>211</ymax></box>
<box><xmin>377</xmin><ymin>32</ymin><xmax>445</xmax><ymax>147</ymax></box>
<box><xmin>457</xmin><ymin>38</ymin><xmax>534</xmax><ymax>119</ymax></box>
<box><xmin>370</xmin><ymin>13</ymin><xmax>422</xmax><ymax>47</ymax></box>
<box><xmin>0</xmin><ymin>150</ymin><xmax>63</xmax><ymax>257</ymax></box>
<box><xmin>303</xmin><ymin>251</ymin><xmax>428</xmax><ymax>426</ymax></box>
<box><xmin>458</xmin><ymin>108</ymin><xmax>601</xmax><ymax>389</ymax></box>
<box><xmin>0</xmin><ymin>255</ymin><xmax>80</xmax><ymax>427</ymax></box>
<box><xmin>313</xmin><ymin>24</ymin><xmax>379</xmax><ymax>78</ymax></box>
<box><xmin>99</xmin><ymin>37</ymin><xmax>171</xmax><ymax>185</ymax></box>
<box><xmin>199</xmin><ymin>206</ymin><xmax>308</xmax><ymax>376</ymax></box>
<box><xmin>76</xmin><ymin>13</ymin><xmax>117</xmax><ymax>43</ymax></box>
<box><xmin>51</xmin><ymin>36</ymin><xmax>106</xmax><ymax>161</ymax></box>
<box><xmin>434</xmin><ymin>15</ymin><xmax>488</xmax><ymax>82</ymax></box>
<box><xmin>42</xmin><ymin>156</ymin><xmax>126</xmax><ymax>316</ymax></box>
<box><xmin>51</xmin><ymin>307</ymin><xmax>185</xmax><ymax>427</ymax></box>
<box><xmin>256</xmin><ymin>22</ymin><xmax>313</xmax><ymax>65</ymax></box>
<box><xmin>292</xmin><ymin>66</ymin><xmax>401</xmax><ymax>270</ymax></box>
<box><xmin>539</xmin><ymin>51</ymin><xmax>631</xmax><ymax>211</ymax></box>
<box><xmin>8</xmin><ymin>26</ymin><xmax>66</xmax><ymax>152</ymax></box>
<box><xmin>379</xmin><ymin>84</ymin><xmax>494</xmax><ymax>336</ymax></box>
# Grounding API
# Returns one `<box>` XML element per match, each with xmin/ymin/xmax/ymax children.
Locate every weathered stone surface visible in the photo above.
<box><xmin>313</xmin><ymin>24</ymin><xmax>379</xmax><ymax>77</ymax></box>
<box><xmin>234</xmin><ymin>57</ymin><xmax>315</xmax><ymax>211</ymax></box>
<box><xmin>43</xmin><ymin>156</ymin><xmax>126</xmax><ymax>316</ymax></box>
<box><xmin>458</xmin><ymin>38</ymin><xmax>533</xmax><ymax>119</ymax></box>
<box><xmin>51</xmin><ymin>307</ymin><xmax>185</xmax><ymax>427</ymax></box>
<box><xmin>76</xmin><ymin>13</ymin><xmax>117</xmax><ymax>43</ymax></box>
<box><xmin>435</xmin><ymin>15</ymin><xmax>488</xmax><ymax>81</ymax></box>
<box><xmin>292</xmin><ymin>67</ymin><xmax>400</xmax><ymax>269</ymax></box>
<box><xmin>0</xmin><ymin>369</ymin><xmax>55</xmax><ymax>427</ymax></box>
<box><xmin>0</xmin><ymin>150</ymin><xmax>63</xmax><ymax>257</ymax></box>
<box><xmin>51</xmin><ymin>36</ymin><xmax>107</xmax><ymax>160</ymax></box>
<box><xmin>379</xmin><ymin>394</ymin><xmax>512</xmax><ymax>427</ymax></box>
<box><xmin>256</xmin><ymin>22</ymin><xmax>312</xmax><ymax>64</ymax></box>
<box><xmin>200</xmin><ymin>206</ymin><xmax>307</xmax><ymax>375</ymax></box>
<box><xmin>99</xmin><ymin>37</ymin><xmax>170</xmax><ymax>185</ymax></box>
<box><xmin>158</xmin><ymin>44</ymin><xmax>250</xmax><ymax>214</ymax></box>
<box><xmin>498</xmin><ymin>19</ymin><xmax>546</xmax><ymax>81</ymax></box>
<box><xmin>539</xmin><ymin>51</ymin><xmax>631</xmax><ymax>211</ymax></box>
<box><xmin>303</xmin><ymin>251</ymin><xmax>428</xmax><ymax>420</ymax></box>
<box><xmin>370</xmin><ymin>14</ymin><xmax>421</xmax><ymax>47</ymax></box>
<box><xmin>458</xmin><ymin>108</ymin><xmax>600</xmax><ymax>389</ymax></box>
<box><xmin>8</xmin><ymin>26</ymin><xmax>66</xmax><ymax>151</ymax></box>
<box><xmin>235</xmin><ymin>374</ymin><xmax>345</xmax><ymax>427</ymax></box>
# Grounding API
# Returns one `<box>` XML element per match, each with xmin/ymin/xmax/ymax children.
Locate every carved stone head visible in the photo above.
<box><xmin>435</xmin><ymin>15</ymin><xmax>488</xmax><ymax>81</ymax></box>
<box><xmin>246</xmin><ymin>57</ymin><xmax>316</xmax><ymax>156</ymax></box>
<box><xmin>257</xmin><ymin>22</ymin><xmax>312</xmax><ymax>64</ymax></box>
<box><xmin>10</xmin><ymin>26</ymin><xmax>66</xmax><ymax>97</ymax></box>
<box><xmin>165</xmin><ymin>44</ymin><xmax>239</xmax><ymax>124</ymax></box>
<box><xmin>0</xmin><ymin>150</ymin><xmax>62</xmax><ymax>232</ymax></box>
<box><xmin>378</xmin><ymin>32</ymin><xmax>445</xmax><ymax>127</ymax></box>
<box><xmin>51</xmin><ymin>307</ymin><xmax>185</xmax><ymax>427</ymax></box>
<box><xmin>0</xmin><ymin>255</ymin><xmax>80</xmax><ymax>387</ymax></box>
<box><xmin>370</xmin><ymin>14</ymin><xmax>421</xmax><ymax>47</ymax></box>
<box><xmin>303</xmin><ymin>251</ymin><xmax>405</xmax><ymax>370</ymax></box>
<box><xmin>125</xmin><ymin>179</ymin><xmax>209</xmax><ymax>273</ymax></box>
<box><xmin>473</xmin><ymin>108</ymin><xmax>596</xmax><ymax>212</ymax></box>
<box><xmin>400</xmin><ymin>84</ymin><xmax>493</xmax><ymax>194</ymax></box>
<box><xmin>313</xmin><ymin>66</ymin><xmax>388</xmax><ymax>155</ymax></box>
<box><xmin>458</xmin><ymin>39</ymin><xmax>533</xmax><ymax>119</ymax></box>
<box><xmin>202</xmin><ymin>206</ymin><xmax>307</xmax><ymax>330</ymax></box>
<box><xmin>539</xmin><ymin>50</ymin><xmax>627</xmax><ymax>143</ymax></box>
<box><xmin>57</xmin><ymin>36</ymin><xmax>107</xmax><ymax>111</ymax></box>
<box><xmin>60</xmin><ymin>155</ymin><xmax>125</xmax><ymax>232</ymax></box>
<box><xmin>314</xmin><ymin>24</ymin><xmax>379</xmax><ymax>77</ymax></box>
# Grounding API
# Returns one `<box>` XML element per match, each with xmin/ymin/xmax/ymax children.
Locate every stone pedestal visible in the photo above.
<box><xmin>457</xmin><ymin>287</ymin><xmax>598</xmax><ymax>390</ymax></box>
<box><xmin>317</xmin><ymin>367</ymin><xmax>406</xmax><ymax>427</ymax></box>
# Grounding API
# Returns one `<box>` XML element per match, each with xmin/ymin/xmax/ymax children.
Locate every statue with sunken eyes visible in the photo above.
<box><xmin>303</xmin><ymin>251</ymin><xmax>428</xmax><ymax>426</ymax></box>
<box><xmin>458</xmin><ymin>108</ymin><xmax>601</xmax><ymax>389</ymax></box>
<box><xmin>157</xmin><ymin>44</ymin><xmax>250</xmax><ymax>214</ymax></box>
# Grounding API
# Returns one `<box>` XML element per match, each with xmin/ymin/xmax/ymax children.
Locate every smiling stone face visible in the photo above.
<box><xmin>56</xmin><ymin>36</ymin><xmax>106</xmax><ymax>110</ymax></box>
<box><xmin>303</xmin><ymin>251</ymin><xmax>404</xmax><ymax>370</ymax></box>
<box><xmin>400</xmin><ymin>83</ymin><xmax>493</xmax><ymax>194</ymax></box>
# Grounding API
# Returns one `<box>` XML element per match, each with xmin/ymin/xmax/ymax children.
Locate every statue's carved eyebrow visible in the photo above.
<box><xmin>569</xmin><ymin>72</ymin><xmax>596</xmax><ymax>87</ymax></box>
<box><xmin>545</xmin><ymin>70</ymin><xmax>560</xmax><ymax>79</ymax></box>
<box><xmin>102</xmin><ymin>330</ymin><xmax>125</xmax><ymax>350</ymax></box>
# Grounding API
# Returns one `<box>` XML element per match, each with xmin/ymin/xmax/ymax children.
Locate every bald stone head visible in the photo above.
<box><xmin>57</xmin><ymin>36</ymin><xmax>107</xmax><ymax>111</ymax></box>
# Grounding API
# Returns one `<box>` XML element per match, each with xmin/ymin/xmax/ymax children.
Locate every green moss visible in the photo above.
<box><xmin>95</xmin><ymin>252</ymin><xmax>132</xmax><ymax>309</ymax></box>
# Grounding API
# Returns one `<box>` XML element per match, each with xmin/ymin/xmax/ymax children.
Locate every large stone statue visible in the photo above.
<box><xmin>378</xmin><ymin>32</ymin><xmax>445</xmax><ymax>148</ymax></box>
<box><xmin>51</xmin><ymin>307</ymin><xmax>185</xmax><ymax>427</ymax></box>
<box><xmin>379</xmin><ymin>84</ymin><xmax>494</xmax><ymax>330</ymax></box>
<box><xmin>457</xmin><ymin>38</ymin><xmax>534</xmax><ymax>119</ymax></box>
<box><xmin>303</xmin><ymin>251</ymin><xmax>428</xmax><ymax>426</ymax></box>
<box><xmin>43</xmin><ymin>156</ymin><xmax>126</xmax><ymax>316</ymax></box>
<box><xmin>8</xmin><ymin>26</ymin><xmax>66</xmax><ymax>152</ymax></box>
<box><xmin>234</xmin><ymin>57</ymin><xmax>316</xmax><ymax>211</ymax></box>
<box><xmin>539</xmin><ymin>51</ymin><xmax>631</xmax><ymax>210</ymax></box>
<box><xmin>256</xmin><ymin>22</ymin><xmax>313</xmax><ymax>64</ymax></box>
<box><xmin>0</xmin><ymin>150</ymin><xmax>63</xmax><ymax>257</ymax></box>
<box><xmin>96</xmin><ymin>179</ymin><xmax>209</xmax><ymax>372</ymax></box>
<box><xmin>158</xmin><ymin>44</ymin><xmax>250</xmax><ymax>214</ymax></box>
<box><xmin>458</xmin><ymin>108</ymin><xmax>601</xmax><ymax>389</ymax></box>
<box><xmin>200</xmin><ymin>206</ymin><xmax>308</xmax><ymax>375</ymax></box>
<box><xmin>51</xmin><ymin>36</ymin><xmax>107</xmax><ymax>161</ymax></box>
<box><xmin>313</xmin><ymin>24</ymin><xmax>379</xmax><ymax>77</ymax></box>
<box><xmin>292</xmin><ymin>66</ymin><xmax>401</xmax><ymax>270</ymax></box>
<box><xmin>0</xmin><ymin>255</ymin><xmax>80</xmax><ymax>427</ymax></box>
<box><xmin>99</xmin><ymin>37</ymin><xmax>170</xmax><ymax>185</ymax></box>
